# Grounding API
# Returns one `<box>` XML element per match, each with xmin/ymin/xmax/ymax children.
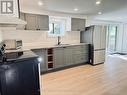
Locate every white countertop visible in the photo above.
<box><xmin>5</xmin><ymin>43</ymin><xmax>89</xmax><ymax>53</ymax></box>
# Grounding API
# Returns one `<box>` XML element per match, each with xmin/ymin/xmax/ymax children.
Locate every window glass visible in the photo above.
<box><xmin>107</xmin><ymin>25</ymin><xmax>118</xmax><ymax>53</ymax></box>
<box><xmin>49</xmin><ymin>16</ymin><xmax>65</xmax><ymax>36</ymax></box>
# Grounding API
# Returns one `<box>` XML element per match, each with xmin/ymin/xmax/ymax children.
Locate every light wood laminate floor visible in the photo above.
<box><xmin>41</xmin><ymin>55</ymin><xmax>127</xmax><ymax>95</ymax></box>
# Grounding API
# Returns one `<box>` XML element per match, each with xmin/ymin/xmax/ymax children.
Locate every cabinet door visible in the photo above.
<box><xmin>54</xmin><ymin>48</ymin><xmax>65</xmax><ymax>68</ymax></box>
<box><xmin>37</xmin><ymin>15</ymin><xmax>49</xmax><ymax>30</ymax></box>
<box><xmin>25</xmin><ymin>14</ymin><xmax>37</xmax><ymax>30</ymax></box>
<box><xmin>78</xmin><ymin>19</ymin><xmax>86</xmax><ymax>31</ymax></box>
<box><xmin>73</xmin><ymin>45</ymin><xmax>89</xmax><ymax>64</ymax></box>
<box><xmin>71</xmin><ymin>18</ymin><xmax>85</xmax><ymax>31</ymax></box>
<box><xmin>71</xmin><ymin>18</ymin><xmax>79</xmax><ymax>31</ymax></box>
<box><xmin>94</xmin><ymin>50</ymin><xmax>105</xmax><ymax>65</ymax></box>
<box><xmin>74</xmin><ymin>53</ymin><xmax>88</xmax><ymax>64</ymax></box>
<box><xmin>32</xmin><ymin>49</ymin><xmax>47</xmax><ymax>72</ymax></box>
<box><xmin>93</xmin><ymin>26</ymin><xmax>101</xmax><ymax>49</ymax></box>
<box><xmin>64</xmin><ymin>47</ymin><xmax>73</xmax><ymax>66</ymax></box>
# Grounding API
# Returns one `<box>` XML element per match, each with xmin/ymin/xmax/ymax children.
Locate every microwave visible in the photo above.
<box><xmin>4</xmin><ymin>40</ymin><xmax>22</xmax><ymax>50</ymax></box>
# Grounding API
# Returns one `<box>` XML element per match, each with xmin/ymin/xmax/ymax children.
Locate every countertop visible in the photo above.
<box><xmin>6</xmin><ymin>51</ymin><xmax>39</xmax><ymax>62</ymax></box>
<box><xmin>5</xmin><ymin>43</ymin><xmax>89</xmax><ymax>53</ymax></box>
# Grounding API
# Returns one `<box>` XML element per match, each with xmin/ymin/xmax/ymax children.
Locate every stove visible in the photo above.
<box><xmin>0</xmin><ymin>42</ymin><xmax>40</xmax><ymax>95</ymax></box>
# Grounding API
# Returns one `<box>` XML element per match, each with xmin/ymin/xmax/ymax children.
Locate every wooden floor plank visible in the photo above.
<box><xmin>41</xmin><ymin>56</ymin><xmax>127</xmax><ymax>95</ymax></box>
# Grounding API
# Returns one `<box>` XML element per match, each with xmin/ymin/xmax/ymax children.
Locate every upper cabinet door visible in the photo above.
<box><xmin>37</xmin><ymin>15</ymin><xmax>49</xmax><ymax>30</ymax></box>
<box><xmin>78</xmin><ymin>19</ymin><xmax>86</xmax><ymax>31</ymax></box>
<box><xmin>71</xmin><ymin>18</ymin><xmax>80</xmax><ymax>31</ymax></box>
<box><xmin>71</xmin><ymin>18</ymin><xmax>85</xmax><ymax>31</ymax></box>
<box><xmin>25</xmin><ymin>14</ymin><xmax>37</xmax><ymax>30</ymax></box>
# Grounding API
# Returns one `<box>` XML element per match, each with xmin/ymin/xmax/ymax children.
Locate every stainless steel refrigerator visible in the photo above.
<box><xmin>81</xmin><ymin>25</ymin><xmax>107</xmax><ymax>65</ymax></box>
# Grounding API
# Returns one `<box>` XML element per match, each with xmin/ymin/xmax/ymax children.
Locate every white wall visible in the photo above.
<box><xmin>86</xmin><ymin>19</ymin><xmax>122</xmax><ymax>26</ymax></box>
<box><xmin>0</xmin><ymin>29</ymin><xmax>2</xmax><ymax>42</ymax></box>
<box><xmin>2</xmin><ymin>28</ymin><xmax>80</xmax><ymax>47</ymax></box>
<box><xmin>0</xmin><ymin>8</ymin><xmax>86</xmax><ymax>47</ymax></box>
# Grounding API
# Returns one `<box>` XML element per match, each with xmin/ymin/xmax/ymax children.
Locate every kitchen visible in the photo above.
<box><xmin>0</xmin><ymin>0</ymin><xmax>127</xmax><ymax>95</ymax></box>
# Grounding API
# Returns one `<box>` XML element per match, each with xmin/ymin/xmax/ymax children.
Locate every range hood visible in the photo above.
<box><xmin>0</xmin><ymin>16</ymin><xmax>27</xmax><ymax>26</ymax></box>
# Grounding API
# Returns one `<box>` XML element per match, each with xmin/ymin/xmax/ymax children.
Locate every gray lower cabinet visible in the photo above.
<box><xmin>53</xmin><ymin>45</ymin><xmax>89</xmax><ymax>69</ymax></box>
<box><xmin>32</xmin><ymin>49</ymin><xmax>47</xmax><ymax>72</ymax></box>
<box><xmin>53</xmin><ymin>48</ymin><xmax>65</xmax><ymax>68</ymax></box>
<box><xmin>64</xmin><ymin>47</ymin><xmax>73</xmax><ymax>66</ymax></box>
<box><xmin>73</xmin><ymin>45</ymin><xmax>89</xmax><ymax>64</ymax></box>
<box><xmin>74</xmin><ymin>53</ymin><xmax>88</xmax><ymax>64</ymax></box>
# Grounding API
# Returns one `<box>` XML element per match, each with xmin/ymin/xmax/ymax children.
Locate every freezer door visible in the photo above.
<box><xmin>93</xmin><ymin>50</ymin><xmax>105</xmax><ymax>65</ymax></box>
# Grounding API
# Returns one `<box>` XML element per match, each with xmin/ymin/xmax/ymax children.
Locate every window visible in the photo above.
<box><xmin>48</xmin><ymin>16</ymin><xmax>66</xmax><ymax>36</ymax></box>
<box><xmin>107</xmin><ymin>25</ymin><xmax>118</xmax><ymax>53</ymax></box>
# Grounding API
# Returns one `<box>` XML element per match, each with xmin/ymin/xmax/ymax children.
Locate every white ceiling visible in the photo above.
<box><xmin>19</xmin><ymin>0</ymin><xmax>127</xmax><ymax>22</ymax></box>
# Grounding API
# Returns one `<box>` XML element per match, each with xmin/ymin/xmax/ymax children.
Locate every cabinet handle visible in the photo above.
<box><xmin>77</xmin><ymin>29</ymin><xmax>80</xmax><ymax>31</ymax></box>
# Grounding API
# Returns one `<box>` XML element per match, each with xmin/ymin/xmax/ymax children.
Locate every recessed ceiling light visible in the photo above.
<box><xmin>98</xmin><ymin>12</ymin><xmax>102</xmax><ymax>15</ymax></box>
<box><xmin>96</xmin><ymin>1</ymin><xmax>101</xmax><ymax>5</ymax></box>
<box><xmin>38</xmin><ymin>1</ymin><xmax>44</xmax><ymax>6</ymax></box>
<box><xmin>74</xmin><ymin>8</ymin><xmax>79</xmax><ymax>11</ymax></box>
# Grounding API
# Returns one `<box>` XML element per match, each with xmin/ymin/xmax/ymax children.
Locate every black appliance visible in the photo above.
<box><xmin>0</xmin><ymin>43</ymin><xmax>40</xmax><ymax>95</ymax></box>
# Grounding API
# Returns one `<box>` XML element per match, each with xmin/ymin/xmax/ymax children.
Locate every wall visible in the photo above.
<box><xmin>0</xmin><ymin>29</ymin><xmax>2</xmax><ymax>42</ymax></box>
<box><xmin>1</xmin><ymin>27</ymin><xmax>80</xmax><ymax>47</ymax></box>
<box><xmin>86</xmin><ymin>19</ymin><xmax>122</xmax><ymax>26</ymax></box>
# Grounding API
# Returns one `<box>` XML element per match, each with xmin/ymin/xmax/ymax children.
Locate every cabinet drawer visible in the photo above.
<box><xmin>74</xmin><ymin>53</ymin><xmax>88</xmax><ymax>64</ymax></box>
<box><xmin>73</xmin><ymin>45</ymin><xmax>89</xmax><ymax>54</ymax></box>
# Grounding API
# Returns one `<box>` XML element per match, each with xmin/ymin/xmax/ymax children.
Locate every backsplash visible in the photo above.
<box><xmin>1</xmin><ymin>27</ymin><xmax>80</xmax><ymax>47</ymax></box>
<box><xmin>0</xmin><ymin>30</ymin><xmax>2</xmax><ymax>42</ymax></box>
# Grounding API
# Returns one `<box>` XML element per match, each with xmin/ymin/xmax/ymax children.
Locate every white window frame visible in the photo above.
<box><xmin>48</xmin><ymin>16</ymin><xmax>66</xmax><ymax>37</ymax></box>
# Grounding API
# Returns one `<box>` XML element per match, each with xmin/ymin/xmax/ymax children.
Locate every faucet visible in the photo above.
<box><xmin>57</xmin><ymin>36</ymin><xmax>61</xmax><ymax>45</ymax></box>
